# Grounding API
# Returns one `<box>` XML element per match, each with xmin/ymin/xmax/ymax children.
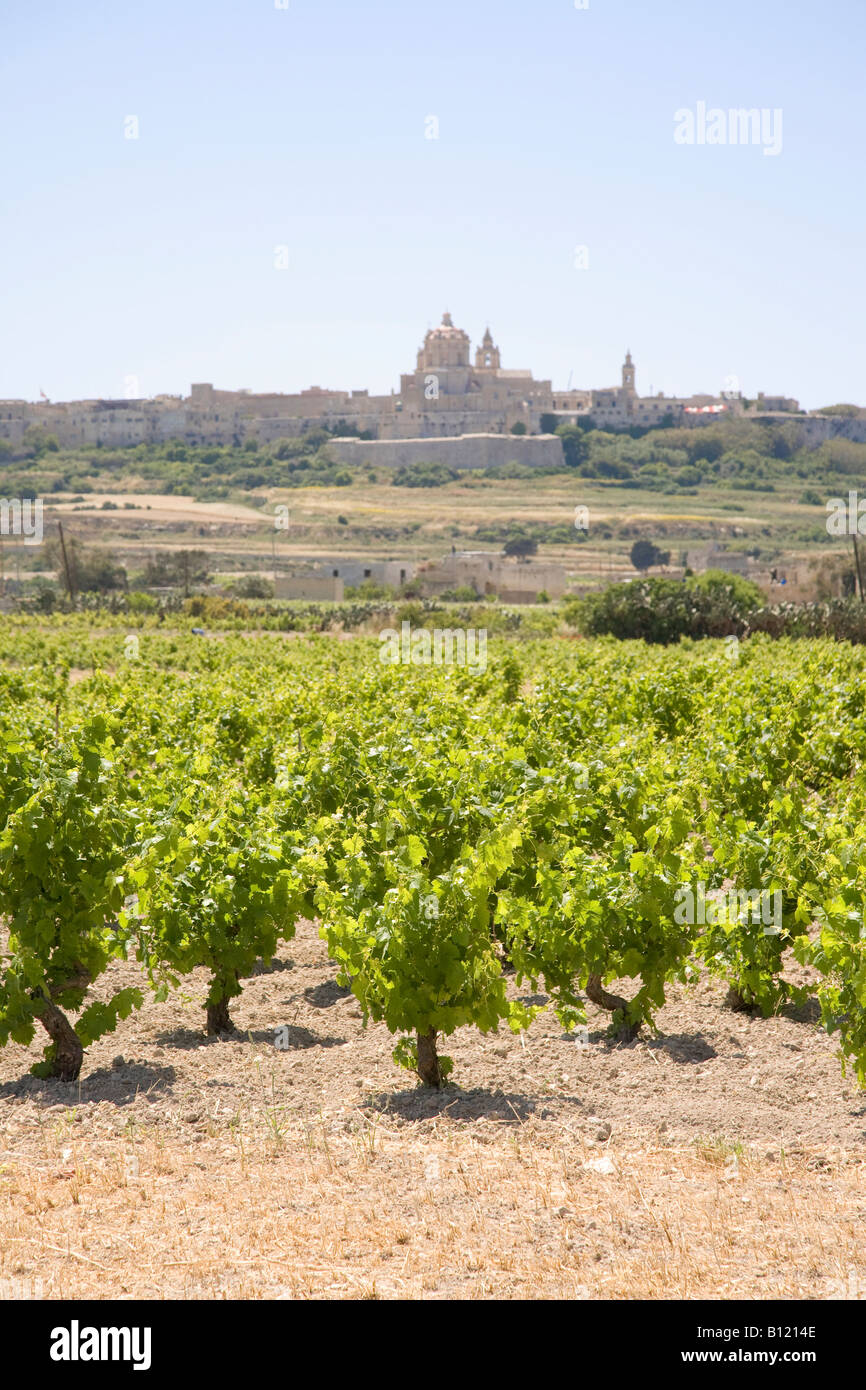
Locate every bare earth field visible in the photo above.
<box><xmin>1</xmin><ymin>919</ymin><xmax>864</xmax><ymax>1301</ymax></box>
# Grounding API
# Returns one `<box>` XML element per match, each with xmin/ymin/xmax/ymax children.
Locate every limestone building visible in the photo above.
<box><xmin>390</xmin><ymin>314</ymin><xmax>553</xmax><ymax>437</ymax></box>
<box><xmin>0</xmin><ymin>312</ymin><xmax>809</xmax><ymax>451</ymax></box>
<box><xmin>417</xmin><ymin>551</ymin><xmax>568</xmax><ymax>602</ymax></box>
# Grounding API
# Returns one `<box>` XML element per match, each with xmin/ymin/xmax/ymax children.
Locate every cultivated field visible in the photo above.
<box><xmin>1</xmin><ymin>624</ymin><xmax>865</xmax><ymax>1302</ymax></box>
<box><xmin>8</xmin><ymin>470</ymin><xmax>845</xmax><ymax>594</ymax></box>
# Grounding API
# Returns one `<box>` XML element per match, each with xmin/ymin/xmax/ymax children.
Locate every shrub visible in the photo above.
<box><xmin>689</xmin><ymin>570</ymin><xmax>764</xmax><ymax>613</ymax></box>
<box><xmin>126</xmin><ymin>592</ymin><xmax>158</xmax><ymax>613</ymax></box>
<box><xmin>581</xmin><ymin>577</ymin><xmax>750</xmax><ymax>643</ymax></box>
<box><xmin>440</xmin><ymin>586</ymin><xmax>480</xmax><ymax>602</ymax></box>
<box><xmin>231</xmin><ymin>575</ymin><xmax>275</xmax><ymax>599</ymax></box>
<box><xmin>392</xmin><ymin>462</ymin><xmax>459</xmax><ymax>488</ymax></box>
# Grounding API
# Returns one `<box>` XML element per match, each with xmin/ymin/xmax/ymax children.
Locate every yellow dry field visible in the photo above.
<box><xmin>28</xmin><ymin>476</ymin><xmax>843</xmax><ymax>596</ymax></box>
<box><xmin>1</xmin><ymin>1116</ymin><xmax>864</xmax><ymax>1301</ymax></box>
<box><xmin>1</xmin><ymin>921</ymin><xmax>863</xmax><ymax>1301</ymax></box>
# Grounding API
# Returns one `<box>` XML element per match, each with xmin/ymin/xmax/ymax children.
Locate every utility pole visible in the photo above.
<box><xmin>57</xmin><ymin>522</ymin><xmax>75</xmax><ymax>605</ymax></box>
<box><xmin>853</xmin><ymin>535</ymin><xmax>865</xmax><ymax>601</ymax></box>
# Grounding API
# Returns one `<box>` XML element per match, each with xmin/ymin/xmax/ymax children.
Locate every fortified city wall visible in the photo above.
<box><xmin>2</xmin><ymin>313</ymin><xmax>859</xmax><ymax>455</ymax></box>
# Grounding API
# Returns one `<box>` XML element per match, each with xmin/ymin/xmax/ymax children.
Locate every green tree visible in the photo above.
<box><xmin>21</xmin><ymin>426</ymin><xmax>60</xmax><ymax>457</ymax></box>
<box><xmin>141</xmin><ymin>549</ymin><xmax>209</xmax><ymax>594</ymax></box>
<box><xmin>630</xmin><ymin>539</ymin><xmax>668</xmax><ymax>572</ymax></box>
<box><xmin>231</xmin><ymin>575</ymin><xmax>274</xmax><ymax>599</ymax></box>
<box><xmin>555</xmin><ymin>424</ymin><xmax>589</xmax><ymax>469</ymax></box>
<box><xmin>503</xmin><ymin>536</ymin><xmax>538</xmax><ymax>559</ymax></box>
<box><xmin>48</xmin><ymin>537</ymin><xmax>127</xmax><ymax>595</ymax></box>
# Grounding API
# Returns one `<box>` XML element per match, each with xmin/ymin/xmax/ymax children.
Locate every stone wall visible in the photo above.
<box><xmin>273</xmin><ymin>576</ymin><xmax>344</xmax><ymax>601</ymax></box>
<box><xmin>327</xmin><ymin>433</ymin><xmax>566</xmax><ymax>471</ymax></box>
<box><xmin>786</xmin><ymin>416</ymin><xmax>866</xmax><ymax>446</ymax></box>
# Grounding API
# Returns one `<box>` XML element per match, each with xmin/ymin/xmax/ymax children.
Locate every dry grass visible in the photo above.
<box><xmin>1</xmin><ymin>918</ymin><xmax>864</xmax><ymax>1301</ymax></box>
<box><xmin>1</xmin><ymin>1111</ymin><xmax>864</xmax><ymax>1300</ymax></box>
<box><xmin>40</xmin><ymin>474</ymin><xmax>835</xmax><ymax>586</ymax></box>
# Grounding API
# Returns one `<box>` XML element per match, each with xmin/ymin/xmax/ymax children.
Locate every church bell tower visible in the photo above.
<box><xmin>622</xmin><ymin>350</ymin><xmax>636</xmax><ymax>394</ymax></box>
<box><xmin>474</xmin><ymin>327</ymin><xmax>501</xmax><ymax>371</ymax></box>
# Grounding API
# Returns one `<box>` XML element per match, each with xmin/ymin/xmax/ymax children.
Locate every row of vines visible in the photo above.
<box><xmin>0</xmin><ymin>619</ymin><xmax>864</xmax><ymax>1089</ymax></box>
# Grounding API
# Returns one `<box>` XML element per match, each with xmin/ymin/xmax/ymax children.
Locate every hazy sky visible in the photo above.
<box><xmin>2</xmin><ymin>0</ymin><xmax>863</xmax><ymax>410</ymax></box>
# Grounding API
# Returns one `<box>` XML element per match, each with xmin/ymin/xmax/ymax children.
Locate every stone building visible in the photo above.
<box><xmin>390</xmin><ymin>314</ymin><xmax>553</xmax><ymax>437</ymax></box>
<box><xmin>273</xmin><ymin>575</ymin><xmax>344</xmax><ymax>601</ymax></box>
<box><xmin>275</xmin><ymin>557</ymin><xmax>415</xmax><ymax>592</ymax></box>
<box><xmin>417</xmin><ymin>551</ymin><xmax>568</xmax><ymax>602</ymax></box>
<box><xmin>685</xmin><ymin>546</ymin><xmax>753</xmax><ymax>576</ymax></box>
<box><xmin>0</xmin><ymin>313</ymin><xmax>820</xmax><ymax>452</ymax></box>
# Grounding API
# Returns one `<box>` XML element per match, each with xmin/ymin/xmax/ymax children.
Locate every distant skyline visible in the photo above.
<box><xmin>2</xmin><ymin>0</ymin><xmax>864</xmax><ymax>411</ymax></box>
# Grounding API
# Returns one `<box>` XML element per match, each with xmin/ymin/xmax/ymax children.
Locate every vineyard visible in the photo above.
<box><xmin>0</xmin><ymin>616</ymin><xmax>864</xmax><ymax>1088</ymax></box>
<box><xmin>1</xmin><ymin>616</ymin><xmax>865</xmax><ymax>1298</ymax></box>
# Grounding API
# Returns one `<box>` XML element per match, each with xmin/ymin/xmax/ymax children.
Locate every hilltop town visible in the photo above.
<box><xmin>5</xmin><ymin>312</ymin><xmax>859</xmax><ymax>465</ymax></box>
<box><xmin>2</xmin><ymin>312</ymin><xmax>865</xmax><ymax>611</ymax></box>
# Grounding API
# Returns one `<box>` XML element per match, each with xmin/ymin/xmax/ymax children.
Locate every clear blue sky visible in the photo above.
<box><xmin>2</xmin><ymin>0</ymin><xmax>863</xmax><ymax>410</ymax></box>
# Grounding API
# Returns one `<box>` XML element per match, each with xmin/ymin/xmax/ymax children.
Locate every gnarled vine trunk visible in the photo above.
<box><xmin>586</xmin><ymin>973</ymin><xmax>641</xmax><ymax>1041</ymax></box>
<box><xmin>206</xmin><ymin>997</ymin><xmax>236</xmax><ymax>1036</ymax></box>
<box><xmin>416</xmin><ymin>1028</ymin><xmax>443</xmax><ymax>1087</ymax></box>
<box><xmin>724</xmin><ymin>984</ymin><xmax>753</xmax><ymax>1013</ymax></box>
<box><xmin>35</xmin><ymin>998</ymin><xmax>84</xmax><ymax>1081</ymax></box>
<box><xmin>206</xmin><ymin>971</ymin><xmax>240</xmax><ymax>1036</ymax></box>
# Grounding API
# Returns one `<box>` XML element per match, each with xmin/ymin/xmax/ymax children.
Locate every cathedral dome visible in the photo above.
<box><xmin>426</xmin><ymin>311</ymin><xmax>469</xmax><ymax>341</ymax></box>
<box><xmin>418</xmin><ymin>312</ymin><xmax>470</xmax><ymax>370</ymax></box>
